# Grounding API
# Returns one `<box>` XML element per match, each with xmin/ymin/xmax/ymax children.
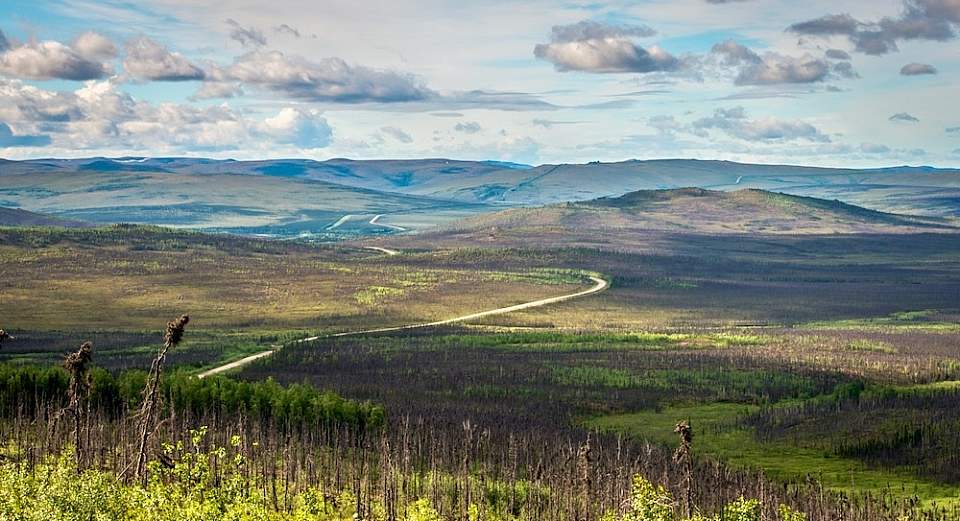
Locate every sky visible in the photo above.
<box><xmin>0</xmin><ymin>0</ymin><xmax>958</xmax><ymax>167</ymax></box>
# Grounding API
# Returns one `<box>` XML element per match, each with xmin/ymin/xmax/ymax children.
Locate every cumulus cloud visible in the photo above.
<box><xmin>788</xmin><ymin>0</ymin><xmax>960</xmax><ymax>55</ymax></box>
<box><xmin>190</xmin><ymin>81</ymin><xmax>243</xmax><ymax>100</ymax></box>
<box><xmin>381</xmin><ymin>126</ymin><xmax>413</xmax><ymax>143</ymax></box>
<box><xmin>225</xmin><ymin>50</ymin><xmax>432</xmax><ymax>102</ymax></box>
<box><xmin>691</xmin><ymin>106</ymin><xmax>831</xmax><ymax>142</ymax></box>
<box><xmin>0</xmin><ymin>79</ymin><xmax>82</xmax><ymax>122</ymax></box>
<box><xmin>534</xmin><ymin>20</ymin><xmax>679</xmax><ymax>73</ymax></box>
<box><xmin>0</xmin><ymin>29</ymin><xmax>115</xmax><ymax>80</ymax></box>
<box><xmin>889</xmin><ymin>112</ymin><xmax>920</xmax><ymax>122</ymax></box>
<box><xmin>646</xmin><ymin>108</ymin><xmax>831</xmax><ymax>145</ymax></box>
<box><xmin>900</xmin><ymin>62</ymin><xmax>938</xmax><ymax>75</ymax></box>
<box><xmin>226</xmin><ymin>19</ymin><xmax>266</xmax><ymax>48</ymax></box>
<box><xmin>73</xmin><ymin>32</ymin><xmax>117</xmax><ymax>62</ymax></box>
<box><xmin>0</xmin><ymin>122</ymin><xmax>51</xmax><ymax>147</ymax></box>
<box><xmin>261</xmin><ymin>107</ymin><xmax>331</xmax><ymax>148</ymax></box>
<box><xmin>711</xmin><ymin>40</ymin><xmax>839</xmax><ymax>85</ymax></box>
<box><xmin>0</xmin><ymin>78</ymin><xmax>332</xmax><ymax>152</ymax></box>
<box><xmin>123</xmin><ymin>37</ymin><xmax>205</xmax><ymax>81</ymax></box>
<box><xmin>144</xmin><ymin>48</ymin><xmax>553</xmax><ymax>110</ymax></box>
<box><xmin>454</xmin><ymin>121</ymin><xmax>482</xmax><ymax>134</ymax></box>
<box><xmin>549</xmin><ymin>20</ymin><xmax>656</xmax><ymax>41</ymax></box>
<box><xmin>1</xmin><ymin>28</ymin><xmax>552</xmax><ymax>111</ymax></box>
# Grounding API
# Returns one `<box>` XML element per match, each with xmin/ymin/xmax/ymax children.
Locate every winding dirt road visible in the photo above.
<box><xmin>197</xmin><ymin>272</ymin><xmax>608</xmax><ymax>378</ymax></box>
<box><xmin>364</xmin><ymin>246</ymin><xmax>400</xmax><ymax>256</ymax></box>
<box><xmin>326</xmin><ymin>214</ymin><xmax>353</xmax><ymax>230</ymax></box>
<box><xmin>369</xmin><ymin>214</ymin><xmax>407</xmax><ymax>232</ymax></box>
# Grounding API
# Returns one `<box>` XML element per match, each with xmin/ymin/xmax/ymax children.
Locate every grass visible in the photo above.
<box><xmin>843</xmin><ymin>339</ymin><xmax>898</xmax><ymax>354</ymax></box>
<box><xmin>425</xmin><ymin>331</ymin><xmax>769</xmax><ymax>353</ymax></box>
<box><xmin>0</xmin><ymin>328</ymin><xmax>293</xmax><ymax>372</ymax></box>
<box><xmin>0</xmin><ymin>227</ymin><xmax>583</xmax><ymax>332</ymax></box>
<box><xmin>587</xmin><ymin>403</ymin><xmax>960</xmax><ymax>509</ymax></box>
<box><xmin>801</xmin><ymin>310</ymin><xmax>960</xmax><ymax>332</ymax></box>
<box><xmin>354</xmin><ymin>285</ymin><xmax>406</xmax><ymax>305</ymax></box>
<box><xmin>552</xmin><ymin>367</ymin><xmax>823</xmax><ymax>403</ymax></box>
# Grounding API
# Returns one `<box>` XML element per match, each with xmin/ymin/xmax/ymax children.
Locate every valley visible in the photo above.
<box><xmin>3</xmin><ymin>175</ymin><xmax>960</xmax><ymax>520</ymax></box>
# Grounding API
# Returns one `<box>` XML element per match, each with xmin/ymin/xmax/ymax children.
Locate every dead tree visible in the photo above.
<box><xmin>132</xmin><ymin>314</ymin><xmax>189</xmax><ymax>483</ymax></box>
<box><xmin>674</xmin><ymin>420</ymin><xmax>694</xmax><ymax>518</ymax></box>
<box><xmin>63</xmin><ymin>342</ymin><xmax>94</xmax><ymax>469</ymax></box>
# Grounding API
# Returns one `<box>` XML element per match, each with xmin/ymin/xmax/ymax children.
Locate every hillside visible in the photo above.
<box><xmin>0</xmin><ymin>207</ymin><xmax>91</xmax><ymax>228</ymax></box>
<box><xmin>397</xmin><ymin>188</ymin><xmax>958</xmax><ymax>251</ymax></box>
<box><xmin>3</xmin><ymin>158</ymin><xmax>960</xmax><ymax>237</ymax></box>
<box><xmin>420</xmin><ymin>159</ymin><xmax>960</xmax><ymax>216</ymax></box>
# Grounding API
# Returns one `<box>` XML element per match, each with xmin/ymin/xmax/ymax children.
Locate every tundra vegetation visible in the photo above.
<box><xmin>1</xmin><ymin>219</ymin><xmax>960</xmax><ymax>520</ymax></box>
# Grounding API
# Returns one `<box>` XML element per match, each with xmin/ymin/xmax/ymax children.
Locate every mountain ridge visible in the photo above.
<box><xmin>3</xmin><ymin>157</ymin><xmax>960</xmax><ymax>235</ymax></box>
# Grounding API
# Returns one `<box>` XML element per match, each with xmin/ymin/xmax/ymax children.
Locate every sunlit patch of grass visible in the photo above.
<box><xmin>354</xmin><ymin>286</ymin><xmax>405</xmax><ymax>306</ymax></box>
<box><xmin>843</xmin><ymin>339</ymin><xmax>898</xmax><ymax>354</ymax></box>
<box><xmin>587</xmin><ymin>403</ymin><xmax>960</xmax><ymax>509</ymax></box>
<box><xmin>483</xmin><ymin>268</ymin><xmax>591</xmax><ymax>285</ymax></box>
<box><xmin>801</xmin><ymin>310</ymin><xmax>960</xmax><ymax>332</ymax></box>
<box><xmin>892</xmin><ymin>310</ymin><xmax>938</xmax><ymax>321</ymax></box>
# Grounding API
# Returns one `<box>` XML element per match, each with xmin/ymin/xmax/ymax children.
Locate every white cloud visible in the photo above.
<box><xmin>123</xmin><ymin>36</ymin><xmax>205</xmax><ymax>81</ymax></box>
<box><xmin>0</xmin><ymin>29</ymin><xmax>114</xmax><ymax>80</ymax></box>
<box><xmin>261</xmin><ymin>107</ymin><xmax>331</xmax><ymax>148</ymax></box>
<box><xmin>653</xmin><ymin>107</ymin><xmax>832</xmax><ymax>143</ymax></box>
<box><xmin>789</xmin><ymin>0</ymin><xmax>960</xmax><ymax>56</ymax></box>
<box><xmin>73</xmin><ymin>32</ymin><xmax>117</xmax><ymax>62</ymax></box>
<box><xmin>190</xmin><ymin>81</ymin><xmax>244</xmax><ymax>100</ymax></box>
<box><xmin>0</xmin><ymin>78</ymin><xmax>332</xmax><ymax>152</ymax></box>
<box><xmin>711</xmin><ymin>40</ymin><xmax>837</xmax><ymax>85</ymax></box>
<box><xmin>534</xmin><ymin>20</ymin><xmax>678</xmax><ymax>73</ymax></box>
<box><xmin>224</xmin><ymin>50</ymin><xmax>432</xmax><ymax>102</ymax></box>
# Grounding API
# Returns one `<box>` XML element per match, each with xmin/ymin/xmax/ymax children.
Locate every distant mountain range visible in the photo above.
<box><xmin>1</xmin><ymin>157</ymin><xmax>958</xmax><ymax>235</ymax></box>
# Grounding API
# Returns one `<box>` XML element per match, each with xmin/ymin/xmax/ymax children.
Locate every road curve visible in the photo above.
<box><xmin>369</xmin><ymin>214</ymin><xmax>407</xmax><ymax>232</ymax></box>
<box><xmin>198</xmin><ymin>274</ymin><xmax>608</xmax><ymax>378</ymax></box>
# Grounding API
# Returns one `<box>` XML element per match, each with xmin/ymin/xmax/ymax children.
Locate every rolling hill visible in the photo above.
<box><xmin>0</xmin><ymin>160</ymin><xmax>492</xmax><ymax>235</ymax></box>
<box><xmin>0</xmin><ymin>207</ymin><xmax>91</xmax><ymax>228</ymax></box>
<box><xmin>394</xmin><ymin>188</ymin><xmax>959</xmax><ymax>252</ymax></box>
<box><xmin>2</xmin><ymin>157</ymin><xmax>960</xmax><ymax>237</ymax></box>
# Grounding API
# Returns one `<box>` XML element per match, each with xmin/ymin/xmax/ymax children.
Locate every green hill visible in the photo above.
<box><xmin>403</xmin><ymin>188</ymin><xmax>958</xmax><ymax>251</ymax></box>
<box><xmin>0</xmin><ymin>207</ymin><xmax>91</xmax><ymax>228</ymax></box>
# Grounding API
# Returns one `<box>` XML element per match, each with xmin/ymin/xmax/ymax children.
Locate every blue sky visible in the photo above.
<box><xmin>0</xmin><ymin>0</ymin><xmax>958</xmax><ymax>167</ymax></box>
